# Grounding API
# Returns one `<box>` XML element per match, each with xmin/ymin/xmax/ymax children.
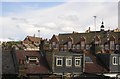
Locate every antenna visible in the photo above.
<box><xmin>93</xmin><ymin>16</ymin><xmax>97</xmax><ymax>32</ymax></box>
<box><xmin>38</xmin><ymin>30</ymin><xmax>40</xmax><ymax>38</ymax></box>
<box><xmin>93</xmin><ymin>16</ymin><xmax>97</xmax><ymax>54</ymax></box>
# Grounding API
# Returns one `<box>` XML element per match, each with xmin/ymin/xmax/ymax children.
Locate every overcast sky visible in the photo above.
<box><xmin>0</xmin><ymin>0</ymin><xmax>119</xmax><ymax>41</ymax></box>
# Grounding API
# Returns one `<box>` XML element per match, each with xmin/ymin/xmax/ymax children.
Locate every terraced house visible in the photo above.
<box><xmin>2</xmin><ymin>21</ymin><xmax>120</xmax><ymax>79</ymax></box>
<box><xmin>49</xmin><ymin>22</ymin><xmax>120</xmax><ymax>52</ymax></box>
<box><xmin>48</xmin><ymin>21</ymin><xmax>120</xmax><ymax>78</ymax></box>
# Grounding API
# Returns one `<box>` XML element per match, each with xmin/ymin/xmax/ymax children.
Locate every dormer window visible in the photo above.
<box><xmin>26</xmin><ymin>56</ymin><xmax>39</xmax><ymax>64</ymax></box>
<box><xmin>72</xmin><ymin>44</ymin><xmax>76</xmax><ymax>49</ymax></box>
<box><xmin>110</xmin><ymin>36</ymin><xmax>115</xmax><ymax>50</ymax></box>
<box><xmin>105</xmin><ymin>44</ymin><xmax>109</xmax><ymax>50</ymax></box>
<box><xmin>116</xmin><ymin>44</ymin><xmax>119</xmax><ymax>50</ymax></box>
<box><xmin>94</xmin><ymin>36</ymin><xmax>101</xmax><ymax>45</ymax></box>
<box><xmin>76</xmin><ymin>44</ymin><xmax>80</xmax><ymax>49</ymax></box>
<box><xmin>68</xmin><ymin>41</ymin><xmax>72</xmax><ymax>49</ymax></box>
<box><xmin>64</xmin><ymin>44</ymin><xmax>67</xmax><ymax>50</ymax></box>
<box><xmin>52</xmin><ymin>42</ymin><xmax>56</xmax><ymax>48</ymax></box>
<box><xmin>110</xmin><ymin>41</ymin><xmax>115</xmax><ymax>50</ymax></box>
<box><xmin>85</xmin><ymin>56</ymin><xmax>93</xmax><ymax>63</ymax></box>
<box><xmin>86</xmin><ymin>45</ymin><xmax>90</xmax><ymax>50</ymax></box>
<box><xmin>81</xmin><ymin>41</ymin><xmax>85</xmax><ymax>50</ymax></box>
<box><xmin>80</xmin><ymin>36</ymin><xmax>86</xmax><ymax>50</ymax></box>
<box><xmin>67</xmin><ymin>37</ymin><xmax>73</xmax><ymax>49</ymax></box>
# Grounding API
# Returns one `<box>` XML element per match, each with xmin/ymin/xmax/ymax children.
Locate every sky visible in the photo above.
<box><xmin>0</xmin><ymin>0</ymin><xmax>119</xmax><ymax>41</ymax></box>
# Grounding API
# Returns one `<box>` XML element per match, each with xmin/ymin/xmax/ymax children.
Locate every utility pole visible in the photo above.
<box><xmin>93</xmin><ymin>16</ymin><xmax>97</xmax><ymax>54</ymax></box>
<box><xmin>38</xmin><ymin>30</ymin><xmax>41</xmax><ymax>45</ymax></box>
<box><xmin>38</xmin><ymin>30</ymin><xmax>40</xmax><ymax>38</ymax></box>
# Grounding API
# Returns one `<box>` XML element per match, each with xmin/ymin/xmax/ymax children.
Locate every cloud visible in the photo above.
<box><xmin>0</xmin><ymin>2</ymin><xmax>118</xmax><ymax>41</ymax></box>
<box><xmin>1</xmin><ymin>0</ymin><xmax>119</xmax><ymax>2</ymax></box>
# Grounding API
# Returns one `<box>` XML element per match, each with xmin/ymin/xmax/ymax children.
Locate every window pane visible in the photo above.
<box><xmin>75</xmin><ymin>57</ymin><xmax>81</xmax><ymax>67</ymax></box>
<box><xmin>56</xmin><ymin>57</ymin><xmax>63</xmax><ymax>66</ymax></box>
<box><xmin>81</xmin><ymin>41</ymin><xmax>85</xmax><ymax>49</ymax></box>
<box><xmin>58</xmin><ymin>60</ymin><xmax>62</xmax><ymax>65</ymax></box>
<box><xmin>66</xmin><ymin>57</ymin><xmax>72</xmax><ymax>66</ymax></box>
<box><xmin>76</xmin><ymin>44</ymin><xmax>80</xmax><ymax>49</ymax></box>
<box><xmin>68</xmin><ymin>41</ymin><xmax>72</xmax><ymax>49</ymax></box>
<box><xmin>119</xmin><ymin>57</ymin><xmax>120</xmax><ymax>65</ymax></box>
<box><xmin>85</xmin><ymin>57</ymin><xmax>93</xmax><ymax>63</ymax></box>
<box><xmin>116</xmin><ymin>45</ymin><xmax>119</xmax><ymax>50</ymax></box>
<box><xmin>110</xmin><ymin>41</ymin><xmax>115</xmax><ymax>50</ymax></box>
<box><xmin>112</xmin><ymin>56</ymin><xmax>118</xmax><ymax>65</ymax></box>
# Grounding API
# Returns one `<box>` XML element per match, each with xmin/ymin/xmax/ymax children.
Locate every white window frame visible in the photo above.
<box><xmin>66</xmin><ymin>57</ymin><xmax>72</xmax><ymax>67</ymax></box>
<box><xmin>86</xmin><ymin>45</ymin><xmax>90</xmax><ymax>50</ymax></box>
<box><xmin>119</xmin><ymin>57</ymin><xmax>120</xmax><ymax>65</ymax></box>
<box><xmin>56</xmin><ymin>57</ymin><xmax>63</xmax><ymax>66</ymax></box>
<box><xmin>28</xmin><ymin>57</ymin><xmax>39</xmax><ymax>63</ymax></box>
<box><xmin>112</xmin><ymin>56</ymin><xmax>118</xmax><ymax>65</ymax></box>
<box><xmin>116</xmin><ymin>44</ymin><xmax>119</xmax><ymax>50</ymax></box>
<box><xmin>75</xmin><ymin>57</ymin><xmax>81</xmax><ymax>67</ymax></box>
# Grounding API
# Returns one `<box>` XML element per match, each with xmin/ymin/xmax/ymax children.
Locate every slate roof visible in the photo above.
<box><xmin>58</xmin><ymin>31</ymin><xmax>120</xmax><ymax>45</ymax></box>
<box><xmin>84</xmin><ymin>51</ymin><xmax>108</xmax><ymax>73</ymax></box>
<box><xmin>2</xmin><ymin>49</ymin><xmax>18</xmax><ymax>74</ymax></box>
<box><xmin>16</xmin><ymin>50</ymin><xmax>50</xmax><ymax>74</ymax></box>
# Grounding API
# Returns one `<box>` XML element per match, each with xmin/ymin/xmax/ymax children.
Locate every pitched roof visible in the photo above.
<box><xmin>84</xmin><ymin>51</ymin><xmax>108</xmax><ymax>73</ymax></box>
<box><xmin>2</xmin><ymin>49</ymin><xmax>18</xmax><ymax>74</ymax></box>
<box><xmin>50</xmin><ymin>35</ymin><xmax>59</xmax><ymax>43</ymax></box>
<box><xmin>26</xmin><ymin>64</ymin><xmax>49</xmax><ymax>74</ymax></box>
<box><xmin>16</xmin><ymin>50</ymin><xmax>40</xmax><ymax>60</ymax></box>
<box><xmin>57</xmin><ymin>31</ymin><xmax>120</xmax><ymax>45</ymax></box>
<box><xmin>16</xmin><ymin>50</ymin><xmax>50</xmax><ymax>74</ymax></box>
<box><xmin>23</xmin><ymin>36</ymin><xmax>41</xmax><ymax>43</ymax></box>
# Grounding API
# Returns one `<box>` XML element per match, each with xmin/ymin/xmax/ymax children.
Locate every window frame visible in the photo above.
<box><xmin>76</xmin><ymin>44</ymin><xmax>80</xmax><ymax>49</ymax></box>
<box><xmin>56</xmin><ymin>57</ymin><xmax>63</xmax><ymax>67</ymax></box>
<box><xmin>85</xmin><ymin>56</ymin><xmax>93</xmax><ymax>63</ymax></box>
<box><xmin>116</xmin><ymin>44</ymin><xmax>119</xmax><ymax>50</ymax></box>
<box><xmin>119</xmin><ymin>57</ymin><xmax>120</xmax><ymax>65</ymax></box>
<box><xmin>66</xmin><ymin>57</ymin><xmax>72</xmax><ymax>67</ymax></box>
<box><xmin>75</xmin><ymin>57</ymin><xmax>81</xmax><ymax>67</ymax></box>
<box><xmin>72</xmin><ymin>44</ymin><xmax>76</xmax><ymax>49</ymax></box>
<box><xmin>86</xmin><ymin>45</ymin><xmax>90</xmax><ymax>50</ymax></box>
<box><xmin>64</xmin><ymin>44</ymin><xmax>67</xmax><ymax>50</ymax></box>
<box><xmin>28</xmin><ymin>56</ymin><xmax>39</xmax><ymax>63</ymax></box>
<box><xmin>112</xmin><ymin>56</ymin><xmax>118</xmax><ymax>65</ymax></box>
<box><xmin>105</xmin><ymin>44</ymin><xmax>109</xmax><ymax>50</ymax></box>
